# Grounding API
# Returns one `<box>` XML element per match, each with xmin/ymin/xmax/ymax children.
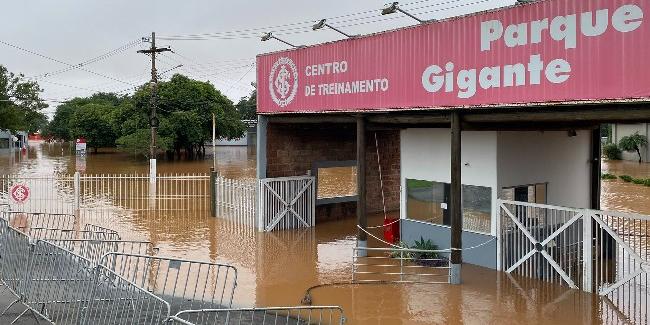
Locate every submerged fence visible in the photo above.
<box><xmin>214</xmin><ymin>175</ymin><xmax>316</xmax><ymax>232</ymax></box>
<box><xmin>0</xmin><ymin>173</ymin><xmax>211</xmax><ymax>214</ymax></box>
<box><xmin>498</xmin><ymin>199</ymin><xmax>650</xmax><ymax>325</ymax></box>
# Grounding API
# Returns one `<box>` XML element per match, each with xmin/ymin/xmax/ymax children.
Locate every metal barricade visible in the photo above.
<box><xmin>169</xmin><ymin>306</ymin><xmax>346</xmax><ymax>325</ymax></box>
<box><xmin>98</xmin><ymin>253</ymin><xmax>238</xmax><ymax>315</ymax></box>
<box><xmin>46</xmin><ymin>239</ymin><xmax>157</xmax><ymax>264</ymax></box>
<box><xmin>13</xmin><ymin>240</ymin><xmax>96</xmax><ymax>324</ymax></box>
<box><xmin>83</xmin><ymin>224</ymin><xmax>120</xmax><ymax>238</ymax></box>
<box><xmin>1</xmin><ymin>211</ymin><xmax>76</xmax><ymax>235</ymax></box>
<box><xmin>24</xmin><ymin>227</ymin><xmax>121</xmax><ymax>242</ymax></box>
<box><xmin>0</xmin><ymin>218</ymin><xmax>32</xmax><ymax>304</ymax></box>
<box><xmin>84</xmin><ymin>264</ymin><xmax>171</xmax><ymax>324</ymax></box>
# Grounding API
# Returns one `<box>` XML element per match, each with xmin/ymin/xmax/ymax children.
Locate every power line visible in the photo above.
<box><xmin>0</xmin><ymin>39</ymin><xmax>136</xmax><ymax>87</ymax></box>
<box><xmin>29</xmin><ymin>39</ymin><xmax>143</xmax><ymax>80</ymax></box>
<box><xmin>157</xmin><ymin>0</ymin><xmax>500</xmax><ymax>41</ymax></box>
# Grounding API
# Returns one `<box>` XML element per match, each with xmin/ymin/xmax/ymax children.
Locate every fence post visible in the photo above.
<box><xmin>582</xmin><ymin>211</ymin><xmax>593</xmax><ymax>292</ymax></box>
<box><xmin>74</xmin><ymin>172</ymin><xmax>80</xmax><ymax>212</ymax></box>
<box><xmin>257</xmin><ymin>179</ymin><xmax>264</xmax><ymax>232</ymax></box>
<box><xmin>210</xmin><ymin>168</ymin><xmax>216</xmax><ymax>218</ymax></box>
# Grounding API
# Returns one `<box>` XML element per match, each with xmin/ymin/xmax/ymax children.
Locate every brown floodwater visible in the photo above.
<box><xmin>1</xmin><ymin>143</ymin><xmax>648</xmax><ymax>324</ymax></box>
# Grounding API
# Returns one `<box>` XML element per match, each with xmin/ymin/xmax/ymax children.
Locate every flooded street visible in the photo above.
<box><xmin>602</xmin><ymin>160</ymin><xmax>650</xmax><ymax>215</ymax></box>
<box><xmin>1</xmin><ymin>143</ymin><xmax>647</xmax><ymax>324</ymax></box>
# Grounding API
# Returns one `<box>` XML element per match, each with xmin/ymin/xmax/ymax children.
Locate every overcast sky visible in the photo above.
<box><xmin>0</xmin><ymin>0</ymin><xmax>514</xmax><ymax>117</ymax></box>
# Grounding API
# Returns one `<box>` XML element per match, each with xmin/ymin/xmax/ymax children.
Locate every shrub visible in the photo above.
<box><xmin>644</xmin><ymin>179</ymin><xmax>650</xmax><ymax>187</ymax></box>
<box><xmin>632</xmin><ymin>178</ymin><xmax>645</xmax><ymax>185</ymax></box>
<box><xmin>602</xmin><ymin>173</ymin><xmax>617</xmax><ymax>180</ymax></box>
<box><xmin>619</xmin><ymin>132</ymin><xmax>648</xmax><ymax>163</ymax></box>
<box><xmin>603</xmin><ymin>143</ymin><xmax>622</xmax><ymax>160</ymax></box>
<box><xmin>619</xmin><ymin>175</ymin><xmax>633</xmax><ymax>182</ymax></box>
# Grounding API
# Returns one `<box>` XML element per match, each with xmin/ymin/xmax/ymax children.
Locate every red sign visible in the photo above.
<box><xmin>257</xmin><ymin>0</ymin><xmax>650</xmax><ymax>113</ymax></box>
<box><xmin>10</xmin><ymin>184</ymin><xmax>30</xmax><ymax>204</ymax></box>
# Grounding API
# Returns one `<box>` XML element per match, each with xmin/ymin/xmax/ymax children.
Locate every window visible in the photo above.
<box><xmin>312</xmin><ymin>160</ymin><xmax>358</xmax><ymax>205</ymax></box>
<box><xmin>316</xmin><ymin>166</ymin><xmax>357</xmax><ymax>199</ymax></box>
<box><xmin>405</xmin><ymin>179</ymin><xmax>492</xmax><ymax>234</ymax></box>
<box><xmin>501</xmin><ymin>183</ymin><xmax>547</xmax><ymax>204</ymax></box>
<box><xmin>0</xmin><ymin>138</ymin><xmax>8</xmax><ymax>149</ymax></box>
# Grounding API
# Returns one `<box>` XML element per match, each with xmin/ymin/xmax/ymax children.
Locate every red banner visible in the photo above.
<box><xmin>257</xmin><ymin>0</ymin><xmax>650</xmax><ymax>113</ymax></box>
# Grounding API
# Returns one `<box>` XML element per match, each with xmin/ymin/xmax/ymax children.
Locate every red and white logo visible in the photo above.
<box><xmin>269</xmin><ymin>57</ymin><xmax>298</xmax><ymax>108</ymax></box>
<box><xmin>10</xmin><ymin>184</ymin><xmax>30</xmax><ymax>204</ymax></box>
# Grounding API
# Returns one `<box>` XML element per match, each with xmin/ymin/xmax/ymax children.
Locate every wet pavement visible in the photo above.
<box><xmin>1</xmin><ymin>143</ymin><xmax>648</xmax><ymax>324</ymax></box>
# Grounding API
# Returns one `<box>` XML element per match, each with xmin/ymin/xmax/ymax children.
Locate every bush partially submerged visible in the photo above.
<box><xmin>603</xmin><ymin>143</ymin><xmax>622</xmax><ymax>160</ymax></box>
<box><xmin>602</xmin><ymin>173</ymin><xmax>617</xmax><ymax>180</ymax></box>
<box><xmin>619</xmin><ymin>175</ymin><xmax>633</xmax><ymax>182</ymax></box>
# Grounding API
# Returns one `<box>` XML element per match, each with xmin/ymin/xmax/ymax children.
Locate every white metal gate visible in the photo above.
<box><xmin>258</xmin><ymin>176</ymin><xmax>315</xmax><ymax>232</ymax></box>
<box><xmin>498</xmin><ymin>199</ymin><xmax>650</xmax><ymax>324</ymax></box>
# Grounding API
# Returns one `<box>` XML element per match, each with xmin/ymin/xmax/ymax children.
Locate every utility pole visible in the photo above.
<box><xmin>138</xmin><ymin>32</ymin><xmax>171</xmax><ymax>184</ymax></box>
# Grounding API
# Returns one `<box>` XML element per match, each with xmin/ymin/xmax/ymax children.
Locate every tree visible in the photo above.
<box><xmin>0</xmin><ymin>65</ymin><xmax>48</xmax><ymax>132</ymax></box>
<box><xmin>68</xmin><ymin>103</ymin><xmax>117</xmax><ymax>153</ymax></box>
<box><xmin>236</xmin><ymin>84</ymin><xmax>257</xmax><ymax>121</ymax></box>
<box><xmin>619</xmin><ymin>132</ymin><xmax>648</xmax><ymax>163</ymax></box>
<box><xmin>132</xmin><ymin>74</ymin><xmax>246</xmax><ymax>159</ymax></box>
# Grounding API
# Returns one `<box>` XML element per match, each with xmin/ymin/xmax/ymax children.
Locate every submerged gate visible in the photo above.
<box><xmin>213</xmin><ymin>175</ymin><xmax>316</xmax><ymax>232</ymax></box>
<box><xmin>498</xmin><ymin>199</ymin><xmax>650</xmax><ymax>324</ymax></box>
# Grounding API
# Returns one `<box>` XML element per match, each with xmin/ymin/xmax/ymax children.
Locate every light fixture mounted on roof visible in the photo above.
<box><xmin>312</xmin><ymin>19</ymin><xmax>357</xmax><ymax>38</ymax></box>
<box><xmin>260</xmin><ymin>32</ymin><xmax>300</xmax><ymax>48</ymax></box>
<box><xmin>381</xmin><ymin>2</ymin><xmax>433</xmax><ymax>24</ymax></box>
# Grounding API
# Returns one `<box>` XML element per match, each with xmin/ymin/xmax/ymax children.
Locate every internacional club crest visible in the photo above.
<box><xmin>10</xmin><ymin>183</ymin><xmax>30</xmax><ymax>204</ymax></box>
<box><xmin>269</xmin><ymin>57</ymin><xmax>298</xmax><ymax>108</ymax></box>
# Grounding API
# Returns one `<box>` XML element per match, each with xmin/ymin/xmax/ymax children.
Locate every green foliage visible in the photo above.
<box><xmin>133</xmin><ymin>74</ymin><xmax>246</xmax><ymax>157</ymax></box>
<box><xmin>68</xmin><ymin>103</ymin><xmax>117</xmax><ymax>152</ymax></box>
<box><xmin>619</xmin><ymin>175</ymin><xmax>633</xmax><ymax>182</ymax></box>
<box><xmin>410</xmin><ymin>237</ymin><xmax>440</xmax><ymax>261</ymax></box>
<box><xmin>632</xmin><ymin>178</ymin><xmax>645</xmax><ymax>185</ymax></box>
<box><xmin>619</xmin><ymin>132</ymin><xmax>648</xmax><ymax>163</ymax></box>
<box><xmin>116</xmin><ymin>128</ymin><xmax>173</xmax><ymax>158</ymax></box>
<box><xmin>236</xmin><ymin>85</ymin><xmax>257</xmax><ymax>120</ymax></box>
<box><xmin>644</xmin><ymin>179</ymin><xmax>650</xmax><ymax>187</ymax></box>
<box><xmin>406</xmin><ymin>179</ymin><xmax>432</xmax><ymax>189</ymax></box>
<box><xmin>601</xmin><ymin>173</ymin><xmax>617</xmax><ymax>180</ymax></box>
<box><xmin>603</xmin><ymin>143</ymin><xmax>622</xmax><ymax>160</ymax></box>
<box><xmin>45</xmin><ymin>74</ymin><xmax>245</xmax><ymax>159</ymax></box>
<box><xmin>0</xmin><ymin>65</ymin><xmax>48</xmax><ymax>133</ymax></box>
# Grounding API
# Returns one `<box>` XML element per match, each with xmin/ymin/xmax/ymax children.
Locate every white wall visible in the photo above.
<box><xmin>400</xmin><ymin>128</ymin><xmax>499</xmax><ymax>234</ymax></box>
<box><xmin>497</xmin><ymin>131</ymin><xmax>591</xmax><ymax>209</ymax></box>
<box><xmin>613</xmin><ymin>123</ymin><xmax>649</xmax><ymax>162</ymax></box>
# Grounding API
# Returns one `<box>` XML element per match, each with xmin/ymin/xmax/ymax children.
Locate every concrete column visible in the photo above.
<box><xmin>450</xmin><ymin>111</ymin><xmax>462</xmax><ymax>285</ymax></box>
<box><xmin>256</xmin><ymin>115</ymin><xmax>268</xmax><ymax>179</ymax></box>
<box><xmin>356</xmin><ymin>116</ymin><xmax>367</xmax><ymax>256</ymax></box>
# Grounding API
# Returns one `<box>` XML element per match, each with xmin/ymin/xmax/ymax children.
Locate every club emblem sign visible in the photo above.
<box><xmin>10</xmin><ymin>184</ymin><xmax>30</xmax><ymax>204</ymax></box>
<box><xmin>269</xmin><ymin>57</ymin><xmax>298</xmax><ymax>108</ymax></box>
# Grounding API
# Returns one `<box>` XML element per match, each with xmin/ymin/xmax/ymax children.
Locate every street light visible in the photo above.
<box><xmin>381</xmin><ymin>2</ymin><xmax>432</xmax><ymax>24</ymax></box>
<box><xmin>261</xmin><ymin>32</ymin><xmax>300</xmax><ymax>48</ymax></box>
<box><xmin>312</xmin><ymin>19</ymin><xmax>357</xmax><ymax>38</ymax></box>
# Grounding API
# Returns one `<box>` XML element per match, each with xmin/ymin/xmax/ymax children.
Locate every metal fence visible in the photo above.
<box><xmin>352</xmin><ymin>247</ymin><xmax>451</xmax><ymax>284</ymax></box>
<box><xmin>498</xmin><ymin>199</ymin><xmax>650</xmax><ymax>324</ymax></box>
<box><xmin>169</xmin><ymin>306</ymin><xmax>346</xmax><ymax>325</ymax></box>
<box><xmin>258</xmin><ymin>176</ymin><xmax>316</xmax><ymax>232</ymax></box>
<box><xmin>213</xmin><ymin>175</ymin><xmax>317</xmax><ymax>232</ymax></box>
<box><xmin>98</xmin><ymin>253</ymin><xmax>238</xmax><ymax>315</ymax></box>
<box><xmin>0</xmin><ymin>173</ymin><xmax>210</xmax><ymax>214</ymax></box>
<box><xmin>214</xmin><ymin>176</ymin><xmax>257</xmax><ymax>225</ymax></box>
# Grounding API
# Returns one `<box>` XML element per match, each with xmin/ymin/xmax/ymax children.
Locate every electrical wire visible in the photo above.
<box><xmin>157</xmin><ymin>0</ymin><xmax>504</xmax><ymax>41</ymax></box>
<box><xmin>30</xmin><ymin>39</ymin><xmax>143</xmax><ymax>80</ymax></box>
<box><xmin>0</xmin><ymin>39</ymin><xmax>136</xmax><ymax>87</ymax></box>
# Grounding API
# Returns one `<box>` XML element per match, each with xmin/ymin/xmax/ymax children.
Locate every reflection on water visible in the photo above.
<box><xmin>2</xmin><ymin>144</ymin><xmax>649</xmax><ymax>324</ymax></box>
